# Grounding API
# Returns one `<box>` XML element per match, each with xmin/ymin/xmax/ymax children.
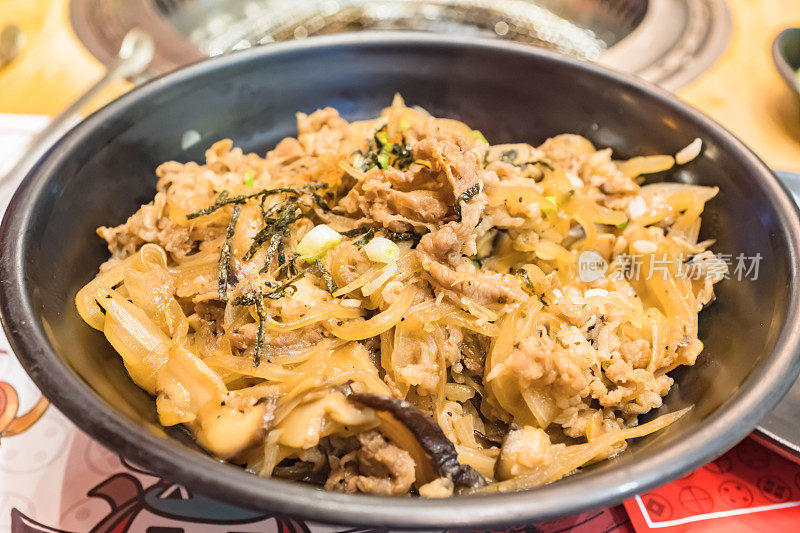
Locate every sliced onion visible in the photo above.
<box><xmin>361</xmin><ymin>261</ymin><xmax>398</xmax><ymax>296</ymax></box>
<box><xmin>325</xmin><ymin>287</ymin><xmax>415</xmax><ymax>340</ymax></box>
<box><xmin>639</xmin><ymin>182</ymin><xmax>719</xmax><ymax>204</ymax></box>
<box><xmin>676</xmin><ymin>138</ymin><xmax>702</xmax><ymax>165</ymax></box>
<box><xmin>332</xmin><ymin>264</ymin><xmax>384</xmax><ymax>298</ymax></box>
<box><xmin>617</xmin><ymin>155</ymin><xmax>674</xmax><ymax>177</ymax></box>
<box><xmin>473</xmin><ymin>406</ymin><xmax>692</xmax><ymax>493</ymax></box>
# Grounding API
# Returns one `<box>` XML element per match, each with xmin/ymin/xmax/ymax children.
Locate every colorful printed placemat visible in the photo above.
<box><xmin>0</xmin><ymin>114</ymin><xmax>796</xmax><ymax>533</ymax></box>
<box><xmin>0</xmin><ymin>348</ymin><xmax>635</xmax><ymax>532</ymax></box>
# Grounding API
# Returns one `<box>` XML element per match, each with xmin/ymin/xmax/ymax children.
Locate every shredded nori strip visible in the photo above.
<box><xmin>312</xmin><ymin>260</ymin><xmax>339</xmax><ymax>294</ymax></box>
<box><xmin>454</xmin><ymin>184</ymin><xmax>481</xmax><ymax>218</ymax></box>
<box><xmin>261</xmin><ymin>198</ymin><xmax>286</xmax><ymax>220</ymax></box>
<box><xmin>260</xmin><ymin>232</ymin><xmax>284</xmax><ymax>273</ymax></box>
<box><xmin>514</xmin><ymin>159</ymin><xmax>554</xmax><ymax>171</ymax></box>
<box><xmin>516</xmin><ymin>268</ymin><xmax>548</xmax><ymax>306</ymax></box>
<box><xmin>310</xmin><ymin>191</ymin><xmax>332</xmax><ymax>212</ymax></box>
<box><xmin>517</xmin><ymin>269</ymin><xmax>537</xmax><ymax>295</ymax></box>
<box><xmin>353</xmin><ymin>228</ymin><xmax>375</xmax><ymax>246</ymax></box>
<box><xmin>230</xmin><ymin>291</ymin><xmax>260</xmax><ymax>306</ymax></box>
<box><xmin>243</xmin><ymin>202</ymin><xmax>301</xmax><ymax>261</ymax></box>
<box><xmin>194</xmin><ymin>182</ymin><xmax>330</xmax><ymax>270</ymax></box>
<box><xmin>354</xmin><ymin>149</ymin><xmax>380</xmax><ymax>172</ymax></box>
<box><xmin>264</xmin><ymin>272</ymin><xmax>304</xmax><ymax>300</ymax></box>
<box><xmin>230</xmin><ymin>289</ymin><xmax>268</xmax><ymax>365</ymax></box>
<box><xmin>275</xmin><ymin>239</ymin><xmax>286</xmax><ymax>274</ymax></box>
<box><xmin>484</xmin><ymin>149</ymin><xmax>554</xmax><ymax>172</ymax></box>
<box><xmin>531</xmin><ymin>160</ymin><xmax>554</xmax><ymax>171</ymax></box>
<box><xmin>391</xmin><ymin>143</ymin><xmax>414</xmax><ymax>170</ymax></box>
<box><xmin>187</xmin><ymin>183</ymin><xmax>328</xmax><ymax>220</ymax></box>
<box><xmin>498</xmin><ymin>149</ymin><xmax>518</xmax><ymax>164</ymax></box>
<box><xmin>253</xmin><ymin>298</ymin><xmax>266</xmax><ymax>366</ymax></box>
<box><xmin>231</xmin><ymin>272</ymin><xmax>306</xmax><ymax>309</ymax></box>
<box><xmin>341</xmin><ymin>227</ymin><xmax>372</xmax><ymax>238</ymax></box>
<box><xmin>385</xmin><ymin>231</ymin><xmax>421</xmax><ymax>245</ymax></box>
<box><xmin>231</xmin><ymin>276</ymin><xmax>303</xmax><ymax>366</ymax></box>
<box><xmin>278</xmin><ymin>253</ymin><xmax>300</xmax><ymax>280</ymax></box>
<box><xmin>352</xmin><ymin>126</ymin><xmax>414</xmax><ymax>171</ymax></box>
<box><xmin>218</xmin><ymin>205</ymin><xmax>241</xmax><ymax>302</ymax></box>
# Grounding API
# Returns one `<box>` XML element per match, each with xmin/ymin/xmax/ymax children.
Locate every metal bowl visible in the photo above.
<box><xmin>2</xmin><ymin>33</ymin><xmax>800</xmax><ymax>529</ymax></box>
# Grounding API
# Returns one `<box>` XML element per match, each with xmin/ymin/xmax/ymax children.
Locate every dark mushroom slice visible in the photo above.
<box><xmin>348</xmin><ymin>392</ymin><xmax>486</xmax><ymax>489</ymax></box>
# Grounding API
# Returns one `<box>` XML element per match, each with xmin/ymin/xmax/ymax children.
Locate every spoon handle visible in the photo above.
<box><xmin>0</xmin><ymin>24</ymin><xmax>24</xmax><ymax>72</ymax></box>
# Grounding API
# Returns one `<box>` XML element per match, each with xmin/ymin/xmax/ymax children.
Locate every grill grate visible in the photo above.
<box><xmin>69</xmin><ymin>0</ymin><xmax>729</xmax><ymax>90</ymax></box>
<box><xmin>196</xmin><ymin>0</ymin><xmax>627</xmax><ymax>61</ymax></box>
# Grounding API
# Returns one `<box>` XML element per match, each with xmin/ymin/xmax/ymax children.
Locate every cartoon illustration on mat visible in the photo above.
<box><xmin>10</xmin><ymin>472</ymin><xmax>313</xmax><ymax>533</ymax></box>
<box><xmin>0</xmin><ymin>381</ymin><xmax>48</xmax><ymax>441</ymax></box>
<box><xmin>8</xmin><ymin>465</ymin><xmax>631</xmax><ymax>533</ymax></box>
<box><xmin>1</xmin><ymin>353</ymin><xmax>629</xmax><ymax>533</ymax></box>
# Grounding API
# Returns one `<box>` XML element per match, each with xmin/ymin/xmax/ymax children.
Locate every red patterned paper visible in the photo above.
<box><xmin>624</xmin><ymin>437</ymin><xmax>800</xmax><ymax>532</ymax></box>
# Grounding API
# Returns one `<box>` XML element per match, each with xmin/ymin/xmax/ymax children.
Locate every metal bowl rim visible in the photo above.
<box><xmin>772</xmin><ymin>27</ymin><xmax>800</xmax><ymax>98</ymax></box>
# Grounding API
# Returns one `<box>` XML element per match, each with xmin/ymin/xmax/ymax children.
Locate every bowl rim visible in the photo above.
<box><xmin>772</xmin><ymin>27</ymin><xmax>800</xmax><ymax>98</ymax></box>
<box><xmin>3</xmin><ymin>31</ymin><xmax>800</xmax><ymax>529</ymax></box>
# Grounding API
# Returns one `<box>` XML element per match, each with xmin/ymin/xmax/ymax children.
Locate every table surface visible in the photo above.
<box><xmin>0</xmin><ymin>0</ymin><xmax>798</xmax><ymax>168</ymax></box>
<box><xmin>1</xmin><ymin>3</ymin><xmax>800</xmax><ymax>531</ymax></box>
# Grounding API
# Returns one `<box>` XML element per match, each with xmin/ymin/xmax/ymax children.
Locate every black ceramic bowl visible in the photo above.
<box><xmin>3</xmin><ymin>33</ymin><xmax>800</xmax><ymax>529</ymax></box>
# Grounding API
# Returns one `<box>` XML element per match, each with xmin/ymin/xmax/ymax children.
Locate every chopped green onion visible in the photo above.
<box><xmin>364</xmin><ymin>236</ymin><xmax>400</xmax><ymax>263</ymax></box>
<box><xmin>296</xmin><ymin>224</ymin><xmax>342</xmax><ymax>261</ymax></box>
<box><xmin>615</xmin><ymin>220</ymin><xmax>628</xmax><ymax>229</ymax></box>
<box><xmin>472</xmin><ymin>130</ymin><xmax>488</xmax><ymax>145</ymax></box>
<box><xmin>377</xmin><ymin>152</ymin><xmax>390</xmax><ymax>170</ymax></box>
<box><xmin>541</xmin><ymin>196</ymin><xmax>558</xmax><ymax>214</ymax></box>
<box><xmin>375</xmin><ymin>130</ymin><xmax>389</xmax><ymax>146</ymax></box>
<box><xmin>244</xmin><ymin>170</ymin><xmax>255</xmax><ymax>187</ymax></box>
